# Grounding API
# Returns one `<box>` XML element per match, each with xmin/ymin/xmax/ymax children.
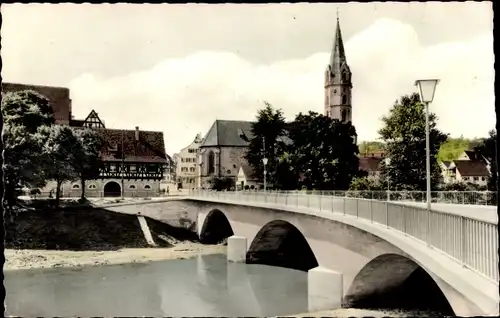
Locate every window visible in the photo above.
<box><xmin>109</xmin><ymin>164</ymin><xmax>116</xmax><ymax>172</ymax></box>
<box><xmin>189</xmin><ymin>167</ymin><xmax>195</xmax><ymax>172</ymax></box>
<box><xmin>473</xmin><ymin>177</ymin><xmax>479</xmax><ymax>181</ymax></box>
<box><xmin>208</xmin><ymin>151</ymin><xmax>215</xmax><ymax>174</ymax></box>
<box><xmin>181</xmin><ymin>167</ymin><xmax>188</xmax><ymax>172</ymax></box>
<box><xmin>88</xmin><ymin>184</ymin><xmax>97</xmax><ymax>189</ymax></box>
<box><xmin>342</xmin><ymin>95</ymin><xmax>347</xmax><ymax>105</ymax></box>
<box><xmin>129</xmin><ymin>185</ymin><xmax>136</xmax><ymax>189</ymax></box>
<box><xmin>144</xmin><ymin>185</ymin><xmax>151</xmax><ymax>190</ymax></box>
<box><xmin>181</xmin><ymin>158</ymin><xmax>185</xmax><ymax>162</ymax></box>
<box><xmin>482</xmin><ymin>177</ymin><xmax>486</xmax><ymax>181</ymax></box>
<box><xmin>227</xmin><ymin>169</ymin><xmax>231</xmax><ymax>174</ymax></box>
<box><xmin>130</xmin><ymin>165</ymin><xmax>136</xmax><ymax>172</ymax></box>
<box><xmin>233</xmin><ymin>164</ymin><xmax>237</xmax><ymax>168</ymax></box>
<box><xmin>72</xmin><ymin>184</ymin><xmax>80</xmax><ymax>189</ymax></box>
<box><xmin>341</xmin><ymin>109</ymin><xmax>347</xmax><ymax>122</ymax></box>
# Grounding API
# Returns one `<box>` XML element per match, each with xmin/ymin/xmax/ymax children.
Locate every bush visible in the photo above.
<box><xmin>244</xmin><ymin>185</ymin><xmax>250</xmax><ymax>190</ymax></box>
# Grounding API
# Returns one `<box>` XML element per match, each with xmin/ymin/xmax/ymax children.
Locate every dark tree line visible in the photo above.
<box><xmin>2</xmin><ymin>90</ymin><xmax>103</xmax><ymax>213</ymax></box>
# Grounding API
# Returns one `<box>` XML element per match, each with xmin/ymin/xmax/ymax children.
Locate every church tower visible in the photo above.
<box><xmin>324</xmin><ymin>15</ymin><xmax>352</xmax><ymax>124</ymax></box>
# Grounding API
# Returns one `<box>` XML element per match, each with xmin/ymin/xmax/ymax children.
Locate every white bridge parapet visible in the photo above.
<box><xmin>189</xmin><ymin>190</ymin><xmax>498</xmax><ymax>284</ymax></box>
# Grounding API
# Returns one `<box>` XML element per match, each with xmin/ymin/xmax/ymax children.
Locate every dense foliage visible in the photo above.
<box><xmin>378</xmin><ymin>93</ymin><xmax>448</xmax><ymax>191</ymax></box>
<box><xmin>2</xmin><ymin>90</ymin><xmax>104</xmax><ymax>210</ymax></box>
<box><xmin>246</xmin><ymin>103</ymin><xmax>360</xmax><ymax>190</ymax></box>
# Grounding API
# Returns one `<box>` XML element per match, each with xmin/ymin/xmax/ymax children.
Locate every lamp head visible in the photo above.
<box><xmin>414</xmin><ymin>79</ymin><xmax>440</xmax><ymax>103</ymax></box>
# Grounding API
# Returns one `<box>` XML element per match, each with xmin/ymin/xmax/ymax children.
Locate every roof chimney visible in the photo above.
<box><xmin>135</xmin><ymin>126</ymin><xmax>139</xmax><ymax>141</ymax></box>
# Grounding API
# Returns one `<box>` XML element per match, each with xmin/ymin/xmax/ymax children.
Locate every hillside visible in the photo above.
<box><xmin>358</xmin><ymin>137</ymin><xmax>483</xmax><ymax>162</ymax></box>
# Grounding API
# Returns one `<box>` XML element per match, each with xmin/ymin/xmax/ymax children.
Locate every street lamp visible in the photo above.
<box><xmin>262</xmin><ymin>157</ymin><xmax>268</xmax><ymax>192</ymax></box>
<box><xmin>415</xmin><ymin>79</ymin><xmax>439</xmax><ymax>244</ymax></box>
<box><xmin>384</xmin><ymin>157</ymin><xmax>391</xmax><ymax>201</ymax></box>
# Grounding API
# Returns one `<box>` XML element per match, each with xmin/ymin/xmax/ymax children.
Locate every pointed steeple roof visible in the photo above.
<box><xmin>329</xmin><ymin>15</ymin><xmax>348</xmax><ymax>75</ymax></box>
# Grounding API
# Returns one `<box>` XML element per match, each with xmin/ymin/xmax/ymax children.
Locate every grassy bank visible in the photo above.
<box><xmin>5</xmin><ymin>199</ymin><xmax>198</xmax><ymax>251</ymax></box>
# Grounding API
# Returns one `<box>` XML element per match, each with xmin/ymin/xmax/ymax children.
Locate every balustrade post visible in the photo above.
<box><xmin>356</xmin><ymin>199</ymin><xmax>359</xmax><ymax>218</ymax></box>
<box><xmin>343</xmin><ymin>197</ymin><xmax>346</xmax><ymax>215</ymax></box>
<box><xmin>461</xmin><ymin>216</ymin><xmax>467</xmax><ymax>267</ymax></box>
<box><xmin>370</xmin><ymin>199</ymin><xmax>373</xmax><ymax>223</ymax></box>
<box><xmin>385</xmin><ymin>202</ymin><xmax>389</xmax><ymax>228</ymax></box>
<box><xmin>319</xmin><ymin>194</ymin><xmax>322</xmax><ymax>211</ymax></box>
<box><xmin>332</xmin><ymin>195</ymin><xmax>334</xmax><ymax>213</ymax></box>
<box><xmin>307</xmin><ymin>195</ymin><xmax>310</xmax><ymax>208</ymax></box>
<box><xmin>285</xmin><ymin>193</ymin><xmax>288</xmax><ymax>206</ymax></box>
<box><xmin>403</xmin><ymin>207</ymin><xmax>407</xmax><ymax>235</ymax></box>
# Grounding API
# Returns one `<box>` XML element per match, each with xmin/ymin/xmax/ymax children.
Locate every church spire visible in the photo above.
<box><xmin>329</xmin><ymin>14</ymin><xmax>347</xmax><ymax>75</ymax></box>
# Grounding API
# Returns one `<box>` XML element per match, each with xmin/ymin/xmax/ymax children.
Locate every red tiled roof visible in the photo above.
<box><xmin>359</xmin><ymin>157</ymin><xmax>382</xmax><ymax>172</ymax></box>
<box><xmin>453</xmin><ymin>160</ymin><xmax>489</xmax><ymax>177</ymax></box>
<box><xmin>74</xmin><ymin>127</ymin><xmax>168</xmax><ymax>164</ymax></box>
<box><xmin>2</xmin><ymin>82</ymin><xmax>72</xmax><ymax>125</ymax></box>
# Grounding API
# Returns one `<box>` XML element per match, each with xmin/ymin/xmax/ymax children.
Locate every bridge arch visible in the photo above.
<box><xmin>246</xmin><ymin>220</ymin><xmax>319</xmax><ymax>272</ymax></box>
<box><xmin>345</xmin><ymin>253</ymin><xmax>455</xmax><ymax>315</ymax></box>
<box><xmin>199</xmin><ymin>209</ymin><xmax>234</xmax><ymax>244</ymax></box>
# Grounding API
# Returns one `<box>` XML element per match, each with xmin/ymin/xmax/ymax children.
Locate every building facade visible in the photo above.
<box><xmin>324</xmin><ymin>17</ymin><xmax>353</xmax><ymax>124</ymax></box>
<box><xmin>198</xmin><ymin>120</ymin><xmax>254</xmax><ymax>189</ymax></box>
<box><xmin>440</xmin><ymin>150</ymin><xmax>490</xmax><ymax>187</ymax></box>
<box><xmin>174</xmin><ymin>133</ymin><xmax>203</xmax><ymax>190</ymax></box>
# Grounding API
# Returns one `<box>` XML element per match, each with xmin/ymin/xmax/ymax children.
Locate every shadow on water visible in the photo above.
<box><xmin>5</xmin><ymin>203</ymin><xmax>199</xmax><ymax>251</ymax></box>
<box><xmin>5</xmin><ymin>254</ymin><xmax>309</xmax><ymax>317</ymax></box>
<box><xmin>347</xmin><ymin>267</ymin><xmax>455</xmax><ymax>316</ymax></box>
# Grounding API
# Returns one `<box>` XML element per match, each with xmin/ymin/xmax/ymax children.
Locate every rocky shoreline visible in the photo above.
<box><xmin>5</xmin><ymin>243</ymin><xmax>226</xmax><ymax>271</ymax></box>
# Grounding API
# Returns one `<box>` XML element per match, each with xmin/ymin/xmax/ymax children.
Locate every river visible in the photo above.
<box><xmin>5</xmin><ymin>253</ymin><xmax>432</xmax><ymax>317</ymax></box>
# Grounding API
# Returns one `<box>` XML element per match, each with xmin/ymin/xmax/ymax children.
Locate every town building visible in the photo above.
<box><xmin>198</xmin><ymin>120</ymin><xmax>254</xmax><ymax>189</ymax></box>
<box><xmin>173</xmin><ymin>133</ymin><xmax>203</xmax><ymax>190</ymax></box>
<box><xmin>4</xmin><ymin>82</ymin><xmax>170</xmax><ymax>197</ymax></box>
<box><xmin>358</xmin><ymin>154</ymin><xmax>384</xmax><ymax>180</ymax></box>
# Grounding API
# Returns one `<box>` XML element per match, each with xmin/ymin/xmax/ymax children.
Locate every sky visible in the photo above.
<box><xmin>2</xmin><ymin>2</ymin><xmax>495</xmax><ymax>155</ymax></box>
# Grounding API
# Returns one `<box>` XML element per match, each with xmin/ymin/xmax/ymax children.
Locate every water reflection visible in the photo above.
<box><xmin>5</xmin><ymin>254</ymin><xmax>308</xmax><ymax>317</ymax></box>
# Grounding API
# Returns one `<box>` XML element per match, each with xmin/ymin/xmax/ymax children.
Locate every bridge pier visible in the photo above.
<box><xmin>308</xmin><ymin>266</ymin><xmax>343</xmax><ymax>312</ymax></box>
<box><xmin>227</xmin><ymin>235</ymin><xmax>247</xmax><ymax>263</ymax></box>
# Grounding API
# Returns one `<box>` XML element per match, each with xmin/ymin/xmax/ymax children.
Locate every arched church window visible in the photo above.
<box><xmin>342</xmin><ymin>95</ymin><xmax>347</xmax><ymax>105</ymax></box>
<box><xmin>341</xmin><ymin>110</ymin><xmax>347</xmax><ymax>122</ymax></box>
<box><xmin>208</xmin><ymin>151</ymin><xmax>215</xmax><ymax>174</ymax></box>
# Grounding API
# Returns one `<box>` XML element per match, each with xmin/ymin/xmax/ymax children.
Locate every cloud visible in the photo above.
<box><xmin>67</xmin><ymin>18</ymin><xmax>495</xmax><ymax>155</ymax></box>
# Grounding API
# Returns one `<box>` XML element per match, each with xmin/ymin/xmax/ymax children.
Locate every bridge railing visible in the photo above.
<box><xmin>188</xmin><ymin>190</ymin><xmax>499</xmax><ymax>283</ymax></box>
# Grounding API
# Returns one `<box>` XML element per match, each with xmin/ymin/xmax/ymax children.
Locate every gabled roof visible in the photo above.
<box><xmin>200</xmin><ymin>120</ymin><xmax>254</xmax><ymax>148</ymax></box>
<box><xmin>239</xmin><ymin>163</ymin><xmax>258</xmax><ymax>180</ymax></box>
<box><xmin>83</xmin><ymin>109</ymin><xmax>105</xmax><ymax>128</ymax></box>
<box><xmin>358</xmin><ymin>157</ymin><xmax>382</xmax><ymax>172</ymax></box>
<box><xmin>453</xmin><ymin>160</ymin><xmax>489</xmax><ymax>177</ymax></box>
<box><xmin>441</xmin><ymin>161</ymin><xmax>452</xmax><ymax>168</ymax></box>
<box><xmin>72</xmin><ymin>127</ymin><xmax>168</xmax><ymax>164</ymax></box>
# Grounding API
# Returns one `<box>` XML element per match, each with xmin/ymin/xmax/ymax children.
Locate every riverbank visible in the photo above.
<box><xmin>5</xmin><ymin>243</ymin><xmax>226</xmax><ymax>271</ymax></box>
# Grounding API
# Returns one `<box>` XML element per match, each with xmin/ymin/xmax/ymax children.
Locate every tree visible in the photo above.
<box><xmin>379</xmin><ymin>93</ymin><xmax>448</xmax><ymax>191</ymax></box>
<box><xmin>473</xmin><ymin>129</ymin><xmax>497</xmax><ymax>191</ymax></box>
<box><xmin>288</xmin><ymin>112</ymin><xmax>359</xmax><ymax>190</ymax></box>
<box><xmin>1</xmin><ymin>90</ymin><xmax>55</xmax><ymax>208</ymax></box>
<box><xmin>42</xmin><ymin>125</ymin><xmax>83</xmax><ymax>208</ymax></box>
<box><xmin>208</xmin><ymin>176</ymin><xmax>235</xmax><ymax>191</ymax></box>
<box><xmin>73</xmin><ymin>128</ymin><xmax>104</xmax><ymax>200</ymax></box>
<box><xmin>349</xmin><ymin>176</ymin><xmax>382</xmax><ymax>191</ymax></box>
<box><xmin>245</xmin><ymin>101</ymin><xmax>288</xmax><ymax>187</ymax></box>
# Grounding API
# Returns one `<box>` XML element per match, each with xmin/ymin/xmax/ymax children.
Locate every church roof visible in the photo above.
<box><xmin>200</xmin><ymin>120</ymin><xmax>254</xmax><ymax>147</ymax></box>
<box><xmin>329</xmin><ymin>18</ymin><xmax>348</xmax><ymax>76</ymax></box>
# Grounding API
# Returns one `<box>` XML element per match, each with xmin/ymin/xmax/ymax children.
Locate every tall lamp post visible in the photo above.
<box><xmin>415</xmin><ymin>79</ymin><xmax>439</xmax><ymax>245</ymax></box>
<box><xmin>262</xmin><ymin>158</ymin><xmax>268</xmax><ymax>192</ymax></box>
<box><xmin>385</xmin><ymin>157</ymin><xmax>391</xmax><ymax>201</ymax></box>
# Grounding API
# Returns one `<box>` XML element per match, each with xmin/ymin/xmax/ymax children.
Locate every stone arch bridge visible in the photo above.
<box><xmin>104</xmin><ymin>192</ymin><xmax>498</xmax><ymax>316</ymax></box>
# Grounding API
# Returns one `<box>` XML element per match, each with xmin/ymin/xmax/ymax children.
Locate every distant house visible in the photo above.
<box><xmin>174</xmin><ymin>133</ymin><xmax>203</xmax><ymax>190</ymax></box>
<box><xmin>448</xmin><ymin>160</ymin><xmax>489</xmax><ymax>186</ymax></box>
<box><xmin>236</xmin><ymin>164</ymin><xmax>259</xmax><ymax>190</ymax></box>
<box><xmin>198</xmin><ymin>120</ymin><xmax>255</xmax><ymax>189</ymax></box>
<box><xmin>358</xmin><ymin>153</ymin><xmax>384</xmax><ymax>180</ymax></box>
<box><xmin>439</xmin><ymin>161</ymin><xmax>454</xmax><ymax>184</ymax></box>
